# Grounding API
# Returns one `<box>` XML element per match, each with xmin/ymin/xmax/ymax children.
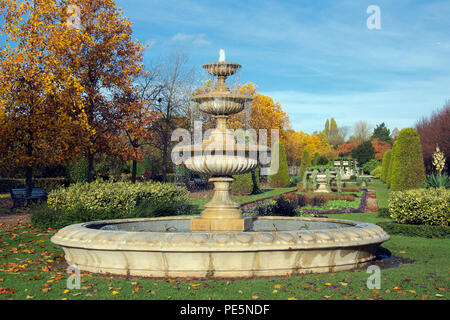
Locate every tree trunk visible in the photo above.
<box><xmin>162</xmin><ymin>142</ymin><xmax>167</xmax><ymax>182</ymax></box>
<box><xmin>251</xmin><ymin>168</ymin><xmax>260</xmax><ymax>194</ymax></box>
<box><xmin>25</xmin><ymin>142</ymin><xmax>33</xmax><ymax>198</ymax></box>
<box><xmin>87</xmin><ymin>149</ymin><xmax>95</xmax><ymax>183</ymax></box>
<box><xmin>131</xmin><ymin>158</ymin><xmax>137</xmax><ymax>184</ymax></box>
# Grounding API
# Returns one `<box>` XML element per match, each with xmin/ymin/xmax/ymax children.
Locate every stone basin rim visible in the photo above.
<box><xmin>50</xmin><ymin>216</ymin><xmax>390</xmax><ymax>252</ymax></box>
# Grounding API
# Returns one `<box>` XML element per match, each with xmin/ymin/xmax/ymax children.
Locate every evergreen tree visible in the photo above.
<box><xmin>390</xmin><ymin>128</ymin><xmax>426</xmax><ymax>191</ymax></box>
<box><xmin>372</xmin><ymin>122</ymin><xmax>392</xmax><ymax>144</ymax></box>
<box><xmin>268</xmin><ymin>142</ymin><xmax>290</xmax><ymax>188</ymax></box>
<box><xmin>299</xmin><ymin>149</ymin><xmax>311</xmax><ymax>177</ymax></box>
<box><xmin>381</xmin><ymin>149</ymin><xmax>392</xmax><ymax>183</ymax></box>
<box><xmin>386</xmin><ymin>143</ymin><xmax>396</xmax><ymax>188</ymax></box>
<box><xmin>351</xmin><ymin>141</ymin><xmax>375</xmax><ymax>166</ymax></box>
<box><xmin>312</xmin><ymin>152</ymin><xmax>320</xmax><ymax>166</ymax></box>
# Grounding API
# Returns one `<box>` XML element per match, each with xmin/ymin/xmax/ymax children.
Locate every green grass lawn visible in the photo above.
<box><xmin>0</xmin><ymin>182</ymin><xmax>448</xmax><ymax>300</ymax></box>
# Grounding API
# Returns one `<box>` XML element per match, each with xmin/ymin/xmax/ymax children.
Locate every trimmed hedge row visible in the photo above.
<box><xmin>47</xmin><ymin>180</ymin><xmax>190</xmax><ymax>215</ymax></box>
<box><xmin>376</xmin><ymin>221</ymin><xmax>449</xmax><ymax>239</ymax></box>
<box><xmin>388</xmin><ymin>187</ymin><xmax>449</xmax><ymax>226</ymax></box>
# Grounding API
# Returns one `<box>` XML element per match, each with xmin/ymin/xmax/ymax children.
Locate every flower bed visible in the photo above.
<box><xmin>242</xmin><ymin>189</ymin><xmax>369</xmax><ymax>216</ymax></box>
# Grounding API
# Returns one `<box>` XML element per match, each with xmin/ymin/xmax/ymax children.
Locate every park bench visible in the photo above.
<box><xmin>10</xmin><ymin>188</ymin><xmax>47</xmax><ymax>209</ymax></box>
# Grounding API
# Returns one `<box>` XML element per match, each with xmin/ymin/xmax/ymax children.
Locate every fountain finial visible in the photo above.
<box><xmin>219</xmin><ymin>49</ymin><xmax>226</xmax><ymax>62</ymax></box>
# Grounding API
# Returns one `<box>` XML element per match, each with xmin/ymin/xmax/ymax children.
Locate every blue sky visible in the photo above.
<box><xmin>3</xmin><ymin>0</ymin><xmax>448</xmax><ymax>135</ymax></box>
<box><xmin>115</xmin><ymin>0</ymin><xmax>450</xmax><ymax>135</ymax></box>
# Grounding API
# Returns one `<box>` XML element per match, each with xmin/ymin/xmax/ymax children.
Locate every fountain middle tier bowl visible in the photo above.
<box><xmin>192</xmin><ymin>92</ymin><xmax>252</xmax><ymax>115</ymax></box>
<box><xmin>184</xmin><ymin>154</ymin><xmax>258</xmax><ymax>176</ymax></box>
<box><xmin>51</xmin><ymin>216</ymin><xmax>390</xmax><ymax>278</ymax></box>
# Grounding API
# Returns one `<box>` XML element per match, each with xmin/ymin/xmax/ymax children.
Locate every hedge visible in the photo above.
<box><xmin>47</xmin><ymin>180</ymin><xmax>190</xmax><ymax>215</ymax></box>
<box><xmin>376</xmin><ymin>221</ymin><xmax>450</xmax><ymax>239</ymax></box>
<box><xmin>388</xmin><ymin>187</ymin><xmax>449</xmax><ymax>226</ymax></box>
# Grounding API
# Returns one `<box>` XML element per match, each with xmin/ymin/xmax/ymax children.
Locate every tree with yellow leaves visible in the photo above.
<box><xmin>228</xmin><ymin>83</ymin><xmax>290</xmax><ymax>146</ymax></box>
<box><xmin>62</xmin><ymin>0</ymin><xmax>145</xmax><ymax>182</ymax></box>
<box><xmin>0</xmin><ymin>0</ymin><xmax>91</xmax><ymax>190</ymax></box>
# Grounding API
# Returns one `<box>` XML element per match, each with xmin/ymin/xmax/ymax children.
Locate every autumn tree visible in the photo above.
<box><xmin>63</xmin><ymin>0</ymin><xmax>145</xmax><ymax>182</ymax></box>
<box><xmin>229</xmin><ymin>89</ymin><xmax>290</xmax><ymax>146</ymax></box>
<box><xmin>0</xmin><ymin>0</ymin><xmax>90</xmax><ymax>189</ymax></box>
<box><xmin>323</xmin><ymin>117</ymin><xmax>344</xmax><ymax>146</ymax></box>
<box><xmin>371</xmin><ymin>139</ymin><xmax>391</xmax><ymax>161</ymax></box>
<box><xmin>415</xmin><ymin>102</ymin><xmax>450</xmax><ymax>174</ymax></box>
<box><xmin>112</xmin><ymin>74</ymin><xmax>157</xmax><ymax>183</ymax></box>
<box><xmin>335</xmin><ymin>141</ymin><xmax>358</xmax><ymax>157</ymax></box>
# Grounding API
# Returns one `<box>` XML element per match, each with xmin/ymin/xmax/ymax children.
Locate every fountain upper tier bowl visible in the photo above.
<box><xmin>50</xmin><ymin>216</ymin><xmax>389</xmax><ymax>278</ymax></box>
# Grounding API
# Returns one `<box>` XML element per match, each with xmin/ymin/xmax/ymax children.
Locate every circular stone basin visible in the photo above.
<box><xmin>51</xmin><ymin>216</ymin><xmax>389</xmax><ymax>278</ymax></box>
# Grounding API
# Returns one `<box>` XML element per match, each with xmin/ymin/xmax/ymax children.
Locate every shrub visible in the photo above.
<box><xmin>362</xmin><ymin>159</ymin><xmax>380</xmax><ymax>174</ymax></box>
<box><xmin>388</xmin><ymin>188</ymin><xmax>449</xmax><ymax>226</ymax></box>
<box><xmin>390</xmin><ymin>128</ymin><xmax>426</xmax><ymax>191</ymax></box>
<box><xmin>371</xmin><ymin>166</ymin><xmax>382</xmax><ymax>178</ymax></box>
<box><xmin>268</xmin><ymin>142</ymin><xmax>290</xmax><ymax>188</ymax></box>
<box><xmin>424</xmin><ymin>172</ymin><xmax>450</xmax><ymax>189</ymax></box>
<box><xmin>381</xmin><ymin>150</ymin><xmax>392</xmax><ymax>183</ymax></box>
<box><xmin>289</xmin><ymin>175</ymin><xmax>302</xmax><ymax>187</ymax></box>
<box><xmin>377</xmin><ymin>207</ymin><xmax>390</xmax><ymax>218</ymax></box>
<box><xmin>254</xmin><ymin>201</ymin><xmax>275</xmax><ymax>216</ymax></box>
<box><xmin>232</xmin><ymin>171</ymin><xmax>253</xmax><ymax>195</ymax></box>
<box><xmin>47</xmin><ymin>180</ymin><xmax>190</xmax><ymax>216</ymax></box>
<box><xmin>272</xmin><ymin>196</ymin><xmax>296</xmax><ymax>216</ymax></box>
<box><xmin>316</xmin><ymin>155</ymin><xmax>329</xmax><ymax>166</ymax></box>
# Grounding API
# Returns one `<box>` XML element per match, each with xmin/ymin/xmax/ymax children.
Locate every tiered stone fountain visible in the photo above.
<box><xmin>51</xmin><ymin>54</ymin><xmax>389</xmax><ymax>278</ymax></box>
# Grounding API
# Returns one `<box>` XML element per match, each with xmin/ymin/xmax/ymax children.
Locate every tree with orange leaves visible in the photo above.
<box><xmin>0</xmin><ymin>0</ymin><xmax>91</xmax><ymax>190</ymax></box>
<box><xmin>112</xmin><ymin>74</ymin><xmax>157</xmax><ymax>183</ymax></box>
<box><xmin>371</xmin><ymin>138</ymin><xmax>391</xmax><ymax>161</ymax></box>
<box><xmin>335</xmin><ymin>142</ymin><xmax>358</xmax><ymax>158</ymax></box>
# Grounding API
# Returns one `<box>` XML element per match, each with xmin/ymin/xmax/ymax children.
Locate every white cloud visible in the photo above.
<box><xmin>165</xmin><ymin>32</ymin><xmax>211</xmax><ymax>47</ymax></box>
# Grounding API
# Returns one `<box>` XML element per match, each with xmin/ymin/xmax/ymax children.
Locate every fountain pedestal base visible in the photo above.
<box><xmin>191</xmin><ymin>177</ymin><xmax>254</xmax><ymax>231</ymax></box>
<box><xmin>191</xmin><ymin>216</ymin><xmax>254</xmax><ymax>231</ymax></box>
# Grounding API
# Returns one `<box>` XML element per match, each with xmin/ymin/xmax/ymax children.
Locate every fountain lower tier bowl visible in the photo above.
<box><xmin>184</xmin><ymin>154</ymin><xmax>258</xmax><ymax>175</ymax></box>
<box><xmin>51</xmin><ymin>216</ymin><xmax>390</xmax><ymax>278</ymax></box>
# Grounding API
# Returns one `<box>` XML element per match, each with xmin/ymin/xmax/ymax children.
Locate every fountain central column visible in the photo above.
<box><xmin>176</xmin><ymin>55</ymin><xmax>261</xmax><ymax>232</ymax></box>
